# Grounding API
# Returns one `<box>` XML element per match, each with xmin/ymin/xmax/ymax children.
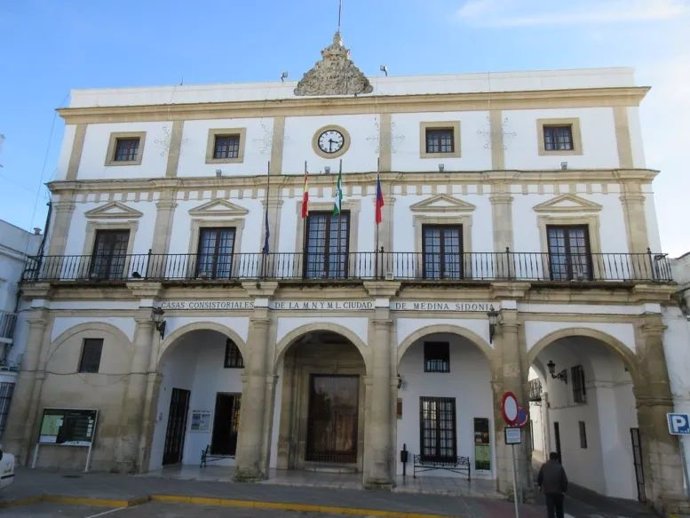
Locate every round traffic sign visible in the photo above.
<box><xmin>501</xmin><ymin>391</ymin><xmax>519</xmax><ymax>425</ymax></box>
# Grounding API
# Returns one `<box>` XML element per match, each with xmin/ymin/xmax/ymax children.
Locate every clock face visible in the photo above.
<box><xmin>317</xmin><ymin>129</ymin><xmax>345</xmax><ymax>154</ymax></box>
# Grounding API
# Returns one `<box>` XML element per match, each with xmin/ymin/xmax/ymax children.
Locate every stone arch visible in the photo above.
<box><xmin>397</xmin><ymin>323</ymin><xmax>494</xmax><ymax>366</ymax></box>
<box><xmin>51</xmin><ymin>321</ymin><xmax>132</xmax><ymax>351</ymax></box>
<box><xmin>159</xmin><ymin>321</ymin><xmax>248</xmax><ymax>366</ymax></box>
<box><xmin>274</xmin><ymin>322</ymin><xmax>369</xmax><ymax>376</ymax></box>
<box><xmin>527</xmin><ymin>327</ymin><xmax>641</xmax><ymax>387</ymax></box>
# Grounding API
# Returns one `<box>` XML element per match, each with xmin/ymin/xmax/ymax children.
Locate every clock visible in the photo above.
<box><xmin>313</xmin><ymin>125</ymin><xmax>350</xmax><ymax>158</ymax></box>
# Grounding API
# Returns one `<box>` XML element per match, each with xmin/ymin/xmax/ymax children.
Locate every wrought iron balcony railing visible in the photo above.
<box><xmin>0</xmin><ymin>311</ymin><xmax>17</xmax><ymax>343</ymax></box>
<box><xmin>22</xmin><ymin>250</ymin><xmax>672</xmax><ymax>284</ymax></box>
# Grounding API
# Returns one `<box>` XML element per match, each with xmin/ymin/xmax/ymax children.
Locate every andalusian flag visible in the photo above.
<box><xmin>333</xmin><ymin>167</ymin><xmax>343</xmax><ymax>215</ymax></box>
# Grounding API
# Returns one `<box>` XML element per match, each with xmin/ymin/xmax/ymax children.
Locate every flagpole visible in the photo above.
<box><xmin>375</xmin><ymin>158</ymin><xmax>380</xmax><ymax>279</ymax></box>
<box><xmin>260</xmin><ymin>160</ymin><xmax>270</xmax><ymax>280</ymax></box>
<box><xmin>303</xmin><ymin>160</ymin><xmax>308</xmax><ymax>278</ymax></box>
<box><xmin>337</xmin><ymin>159</ymin><xmax>343</xmax><ymax>277</ymax></box>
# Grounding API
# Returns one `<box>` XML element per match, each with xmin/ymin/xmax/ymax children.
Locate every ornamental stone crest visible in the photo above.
<box><xmin>294</xmin><ymin>32</ymin><xmax>373</xmax><ymax>96</ymax></box>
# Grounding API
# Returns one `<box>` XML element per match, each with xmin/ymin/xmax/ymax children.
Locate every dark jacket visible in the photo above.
<box><xmin>538</xmin><ymin>459</ymin><xmax>568</xmax><ymax>495</ymax></box>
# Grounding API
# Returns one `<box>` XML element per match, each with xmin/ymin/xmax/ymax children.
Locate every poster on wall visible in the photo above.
<box><xmin>474</xmin><ymin>417</ymin><xmax>491</xmax><ymax>470</ymax></box>
<box><xmin>190</xmin><ymin>410</ymin><xmax>212</xmax><ymax>432</ymax></box>
<box><xmin>38</xmin><ymin>409</ymin><xmax>98</xmax><ymax>446</ymax></box>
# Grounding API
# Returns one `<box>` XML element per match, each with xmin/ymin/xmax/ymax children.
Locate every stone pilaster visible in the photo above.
<box><xmin>164</xmin><ymin>120</ymin><xmax>183</xmax><ymax>178</ymax></box>
<box><xmin>150</xmin><ymin>192</ymin><xmax>178</xmax><ymax>257</ymax></box>
<box><xmin>46</xmin><ymin>200</ymin><xmax>76</xmax><ymax>256</ymax></box>
<box><xmin>234</xmin><ymin>308</ymin><xmax>272</xmax><ymax>481</ymax></box>
<box><xmin>491</xmin><ymin>308</ymin><xmax>532</xmax><ymax>499</ymax></box>
<box><xmin>3</xmin><ymin>311</ymin><xmax>48</xmax><ymax>464</ymax></box>
<box><xmin>114</xmin><ymin>315</ymin><xmax>155</xmax><ymax>473</ymax></box>
<box><xmin>490</xmin><ymin>189</ymin><xmax>514</xmax><ymax>254</ymax></box>
<box><xmin>364</xmin><ymin>310</ymin><xmax>394</xmax><ymax>488</ymax></box>
<box><xmin>618</xmin><ymin>180</ymin><xmax>650</xmax><ymax>254</ymax></box>
<box><xmin>634</xmin><ymin>314</ymin><xmax>685</xmax><ymax>513</ymax></box>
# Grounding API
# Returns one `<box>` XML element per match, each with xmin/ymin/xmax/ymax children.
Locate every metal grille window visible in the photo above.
<box><xmin>197</xmin><ymin>227</ymin><xmax>235</xmax><ymax>279</ymax></box>
<box><xmin>424</xmin><ymin>342</ymin><xmax>450</xmax><ymax>373</ymax></box>
<box><xmin>547</xmin><ymin>225</ymin><xmax>592</xmax><ymax>281</ymax></box>
<box><xmin>579</xmin><ymin>421</ymin><xmax>588</xmax><ymax>448</ymax></box>
<box><xmin>426</xmin><ymin>128</ymin><xmax>454</xmax><ymax>153</ymax></box>
<box><xmin>0</xmin><ymin>382</ymin><xmax>15</xmax><ymax>436</ymax></box>
<box><xmin>304</xmin><ymin>211</ymin><xmax>349</xmax><ymax>279</ymax></box>
<box><xmin>91</xmin><ymin>229</ymin><xmax>130</xmax><ymax>280</ymax></box>
<box><xmin>113</xmin><ymin>137</ymin><xmax>140</xmax><ymax>161</ymax></box>
<box><xmin>224</xmin><ymin>339</ymin><xmax>244</xmax><ymax>368</ymax></box>
<box><xmin>529</xmin><ymin>379</ymin><xmax>543</xmax><ymax>402</ymax></box>
<box><xmin>420</xmin><ymin>397</ymin><xmax>456</xmax><ymax>462</ymax></box>
<box><xmin>572</xmin><ymin>365</ymin><xmax>587</xmax><ymax>403</ymax></box>
<box><xmin>543</xmin><ymin>125</ymin><xmax>573</xmax><ymax>151</ymax></box>
<box><xmin>78</xmin><ymin>338</ymin><xmax>103</xmax><ymax>373</ymax></box>
<box><xmin>422</xmin><ymin>225</ymin><xmax>462</xmax><ymax>279</ymax></box>
<box><xmin>213</xmin><ymin>135</ymin><xmax>240</xmax><ymax>159</ymax></box>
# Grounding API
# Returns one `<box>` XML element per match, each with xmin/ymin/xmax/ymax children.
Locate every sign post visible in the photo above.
<box><xmin>501</xmin><ymin>392</ymin><xmax>528</xmax><ymax>518</ymax></box>
<box><xmin>667</xmin><ymin>413</ymin><xmax>690</xmax><ymax>498</ymax></box>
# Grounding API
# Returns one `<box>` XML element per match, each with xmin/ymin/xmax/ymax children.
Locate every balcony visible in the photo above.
<box><xmin>22</xmin><ymin>250</ymin><xmax>672</xmax><ymax>284</ymax></box>
<box><xmin>0</xmin><ymin>311</ymin><xmax>17</xmax><ymax>344</ymax></box>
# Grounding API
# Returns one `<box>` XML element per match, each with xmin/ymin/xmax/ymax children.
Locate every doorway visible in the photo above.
<box><xmin>630</xmin><ymin>428</ymin><xmax>646</xmax><ymax>502</ymax></box>
<box><xmin>163</xmin><ymin>388</ymin><xmax>190</xmax><ymax>465</ymax></box>
<box><xmin>554</xmin><ymin>421</ymin><xmax>562</xmax><ymax>463</ymax></box>
<box><xmin>306</xmin><ymin>375</ymin><xmax>359</xmax><ymax>463</ymax></box>
<box><xmin>211</xmin><ymin>393</ymin><xmax>241</xmax><ymax>455</ymax></box>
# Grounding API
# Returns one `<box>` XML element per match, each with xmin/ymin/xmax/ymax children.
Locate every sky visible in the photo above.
<box><xmin>0</xmin><ymin>0</ymin><xmax>688</xmax><ymax>256</ymax></box>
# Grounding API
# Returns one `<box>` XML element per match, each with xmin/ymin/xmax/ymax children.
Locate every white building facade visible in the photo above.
<box><xmin>5</xmin><ymin>34</ymin><xmax>688</xmax><ymax>515</ymax></box>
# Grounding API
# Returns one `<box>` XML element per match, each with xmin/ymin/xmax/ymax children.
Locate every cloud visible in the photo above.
<box><xmin>456</xmin><ymin>0</ymin><xmax>689</xmax><ymax>27</ymax></box>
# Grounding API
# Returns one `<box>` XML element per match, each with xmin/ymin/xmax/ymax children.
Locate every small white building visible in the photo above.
<box><xmin>4</xmin><ymin>32</ymin><xmax>688</xmax><ymax>516</ymax></box>
<box><xmin>0</xmin><ymin>220</ymin><xmax>41</xmax><ymax>436</ymax></box>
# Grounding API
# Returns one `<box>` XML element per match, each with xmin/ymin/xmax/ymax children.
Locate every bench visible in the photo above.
<box><xmin>200</xmin><ymin>445</ymin><xmax>226</xmax><ymax>467</ymax></box>
<box><xmin>413</xmin><ymin>454</ymin><xmax>471</xmax><ymax>480</ymax></box>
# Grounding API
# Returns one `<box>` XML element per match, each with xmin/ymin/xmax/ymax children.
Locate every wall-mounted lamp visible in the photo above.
<box><xmin>280</xmin><ymin>71</ymin><xmax>288</xmax><ymax>82</ymax></box>
<box><xmin>397</xmin><ymin>373</ymin><xmax>404</xmax><ymax>390</ymax></box>
<box><xmin>560</xmin><ymin>161</ymin><xmax>568</xmax><ymax>170</ymax></box>
<box><xmin>151</xmin><ymin>306</ymin><xmax>166</xmax><ymax>339</ymax></box>
<box><xmin>380</xmin><ymin>65</ymin><xmax>388</xmax><ymax>77</ymax></box>
<box><xmin>324</xmin><ymin>166</ymin><xmax>331</xmax><ymax>174</ymax></box>
<box><xmin>547</xmin><ymin>360</ymin><xmax>568</xmax><ymax>384</ymax></box>
<box><xmin>438</xmin><ymin>163</ymin><xmax>445</xmax><ymax>172</ymax></box>
<box><xmin>487</xmin><ymin>305</ymin><xmax>501</xmax><ymax>343</ymax></box>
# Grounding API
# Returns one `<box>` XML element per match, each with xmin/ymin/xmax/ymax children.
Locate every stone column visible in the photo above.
<box><xmin>491</xmin><ymin>307</ymin><xmax>532</xmax><ymax>499</ymax></box>
<box><xmin>364</xmin><ymin>311</ymin><xmax>394</xmax><ymax>488</ymax></box>
<box><xmin>114</xmin><ymin>314</ymin><xmax>155</xmax><ymax>472</ymax></box>
<box><xmin>234</xmin><ymin>310</ymin><xmax>272</xmax><ymax>481</ymax></box>
<box><xmin>46</xmin><ymin>200</ymin><xmax>76</xmax><ymax>256</ymax></box>
<box><xmin>635</xmin><ymin>315</ymin><xmax>685</xmax><ymax>513</ymax></box>
<box><xmin>3</xmin><ymin>310</ymin><xmax>48</xmax><ymax>463</ymax></box>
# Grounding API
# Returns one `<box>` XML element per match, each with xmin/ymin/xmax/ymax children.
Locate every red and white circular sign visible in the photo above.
<box><xmin>501</xmin><ymin>391</ymin><xmax>519</xmax><ymax>425</ymax></box>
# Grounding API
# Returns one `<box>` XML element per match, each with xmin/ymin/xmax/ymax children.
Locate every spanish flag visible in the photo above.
<box><xmin>375</xmin><ymin>173</ymin><xmax>384</xmax><ymax>224</ymax></box>
<box><xmin>301</xmin><ymin>169</ymin><xmax>309</xmax><ymax>219</ymax></box>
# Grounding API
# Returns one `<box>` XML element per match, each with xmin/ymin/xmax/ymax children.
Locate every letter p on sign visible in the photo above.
<box><xmin>667</xmin><ymin>413</ymin><xmax>690</xmax><ymax>435</ymax></box>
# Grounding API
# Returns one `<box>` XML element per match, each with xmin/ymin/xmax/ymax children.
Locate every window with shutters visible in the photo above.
<box><xmin>196</xmin><ymin>227</ymin><xmax>236</xmax><ymax>279</ymax></box>
<box><xmin>90</xmin><ymin>229</ymin><xmax>130</xmax><ymax>280</ymax></box>
<box><xmin>422</xmin><ymin>224</ymin><xmax>463</xmax><ymax>279</ymax></box>
<box><xmin>547</xmin><ymin>225</ymin><xmax>592</xmax><ymax>281</ymax></box>
<box><xmin>304</xmin><ymin>211</ymin><xmax>350</xmax><ymax>279</ymax></box>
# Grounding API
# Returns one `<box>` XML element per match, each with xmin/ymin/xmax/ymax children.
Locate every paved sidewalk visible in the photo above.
<box><xmin>1</xmin><ymin>468</ymin><xmax>543</xmax><ymax>518</ymax></box>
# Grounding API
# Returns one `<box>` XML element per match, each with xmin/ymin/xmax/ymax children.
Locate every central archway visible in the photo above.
<box><xmin>272</xmin><ymin>328</ymin><xmax>367</xmax><ymax>473</ymax></box>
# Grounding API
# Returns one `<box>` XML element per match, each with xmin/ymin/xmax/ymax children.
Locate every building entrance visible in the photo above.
<box><xmin>211</xmin><ymin>393</ymin><xmax>241</xmax><ymax>456</ymax></box>
<box><xmin>306</xmin><ymin>375</ymin><xmax>359</xmax><ymax>464</ymax></box>
<box><xmin>163</xmin><ymin>388</ymin><xmax>190</xmax><ymax>465</ymax></box>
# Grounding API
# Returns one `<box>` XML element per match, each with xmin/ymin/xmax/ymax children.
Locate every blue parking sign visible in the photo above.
<box><xmin>667</xmin><ymin>413</ymin><xmax>690</xmax><ymax>435</ymax></box>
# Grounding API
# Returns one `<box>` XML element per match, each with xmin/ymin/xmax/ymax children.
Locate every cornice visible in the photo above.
<box><xmin>46</xmin><ymin>168</ymin><xmax>660</xmax><ymax>194</ymax></box>
<box><xmin>57</xmin><ymin>86</ymin><xmax>650</xmax><ymax>124</ymax></box>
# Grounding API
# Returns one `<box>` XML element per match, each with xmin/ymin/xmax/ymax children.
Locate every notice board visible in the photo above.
<box><xmin>38</xmin><ymin>408</ymin><xmax>98</xmax><ymax>446</ymax></box>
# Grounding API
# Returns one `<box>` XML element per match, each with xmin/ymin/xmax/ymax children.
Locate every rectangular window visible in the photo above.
<box><xmin>113</xmin><ymin>137</ymin><xmax>140</xmax><ymax>162</ymax></box>
<box><xmin>426</xmin><ymin>128</ymin><xmax>454</xmax><ymax>154</ymax></box>
<box><xmin>422</xmin><ymin>224</ymin><xmax>463</xmax><ymax>279</ymax></box>
<box><xmin>213</xmin><ymin>135</ymin><xmax>240</xmax><ymax>159</ymax></box>
<box><xmin>304</xmin><ymin>211</ymin><xmax>350</xmax><ymax>279</ymax></box>
<box><xmin>543</xmin><ymin>125</ymin><xmax>573</xmax><ymax>151</ymax></box>
<box><xmin>572</xmin><ymin>365</ymin><xmax>587</xmax><ymax>403</ymax></box>
<box><xmin>79</xmin><ymin>338</ymin><xmax>103</xmax><ymax>373</ymax></box>
<box><xmin>224</xmin><ymin>339</ymin><xmax>244</xmax><ymax>368</ymax></box>
<box><xmin>547</xmin><ymin>225</ymin><xmax>592</xmax><ymax>281</ymax></box>
<box><xmin>424</xmin><ymin>342</ymin><xmax>450</xmax><ymax>373</ymax></box>
<box><xmin>420</xmin><ymin>397</ymin><xmax>457</xmax><ymax>462</ymax></box>
<box><xmin>90</xmin><ymin>229</ymin><xmax>130</xmax><ymax>280</ymax></box>
<box><xmin>196</xmin><ymin>227</ymin><xmax>236</xmax><ymax>279</ymax></box>
<box><xmin>579</xmin><ymin>421</ymin><xmax>588</xmax><ymax>449</ymax></box>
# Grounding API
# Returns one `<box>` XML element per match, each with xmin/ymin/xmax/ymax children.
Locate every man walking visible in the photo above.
<box><xmin>537</xmin><ymin>452</ymin><xmax>568</xmax><ymax>518</ymax></box>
